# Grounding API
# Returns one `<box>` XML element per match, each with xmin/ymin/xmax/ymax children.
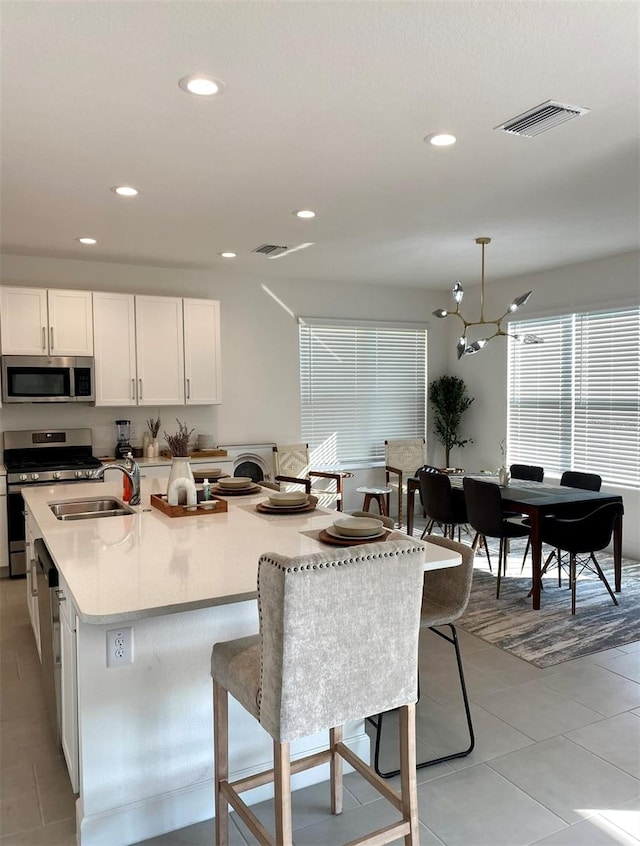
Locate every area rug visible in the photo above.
<box><xmin>457</xmin><ymin>545</ymin><xmax>640</xmax><ymax>668</ymax></box>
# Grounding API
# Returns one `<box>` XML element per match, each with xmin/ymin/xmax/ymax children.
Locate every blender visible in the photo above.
<box><xmin>115</xmin><ymin>420</ymin><xmax>132</xmax><ymax>459</ymax></box>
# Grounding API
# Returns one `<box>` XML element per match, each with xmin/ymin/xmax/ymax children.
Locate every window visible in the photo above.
<box><xmin>507</xmin><ymin>306</ymin><xmax>640</xmax><ymax>487</ymax></box>
<box><xmin>299</xmin><ymin>320</ymin><xmax>427</xmax><ymax>466</ymax></box>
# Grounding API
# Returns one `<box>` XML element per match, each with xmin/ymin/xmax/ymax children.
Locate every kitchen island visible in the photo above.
<box><xmin>23</xmin><ymin>478</ymin><xmax>460</xmax><ymax>846</ymax></box>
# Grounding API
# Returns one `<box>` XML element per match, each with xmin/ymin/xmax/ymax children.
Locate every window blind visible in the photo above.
<box><xmin>508</xmin><ymin>306</ymin><xmax>640</xmax><ymax>487</ymax></box>
<box><xmin>299</xmin><ymin>322</ymin><xmax>427</xmax><ymax>465</ymax></box>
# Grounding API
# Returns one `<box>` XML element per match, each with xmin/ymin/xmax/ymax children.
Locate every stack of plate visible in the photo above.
<box><xmin>325</xmin><ymin>516</ymin><xmax>386</xmax><ymax>540</ymax></box>
<box><xmin>216</xmin><ymin>476</ymin><xmax>253</xmax><ymax>490</ymax></box>
<box><xmin>268</xmin><ymin>491</ymin><xmax>309</xmax><ymax>508</ymax></box>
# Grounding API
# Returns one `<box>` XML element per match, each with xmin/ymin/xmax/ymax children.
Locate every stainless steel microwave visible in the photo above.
<box><xmin>1</xmin><ymin>356</ymin><xmax>95</xmax><ymax>403</ymax></box>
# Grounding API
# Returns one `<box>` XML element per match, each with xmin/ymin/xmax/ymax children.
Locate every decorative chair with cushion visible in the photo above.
<box><xmin>272</xmin><ymin>443</ymin><xmax>349</xmax><ymax>510</ymax></box>
<box><xmin>542</xmin><ymin>470</ymin><xmax>603</xmax><ymax>584</ymax></box>
<box><xmin>463</xmin><ymin>477</ymin><xmax>530</xmax><ymax>598</ymax></box>
<box><xmin>540</xmin><ymin>502</ymin><xmax>622</xmax><ymax>614</ymax></box>
<box><xmin>369</xmin><ymin>535</ymin><xmax>476</xmax><ymax>778</ymax></box>
<box><xmin>385</xmin><ymin>438</ymin><xmax>427</xmax><ymax>528</ymax></box>
<box><xmin>418</xmin><ymin>469</ymin><xmax>468</xmax><ymax>541</ymax></box>
<box><xmin>211</xmin><ymin>539</ymin><xmax>426</xmax><ymax>846</ymax></box>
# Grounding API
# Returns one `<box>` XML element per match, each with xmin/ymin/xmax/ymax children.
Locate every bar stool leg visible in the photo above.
<box><xmin>399</xmin><ymin>703</ymin><xmax>419</xmax><ymax>845</ymax></box>
<box><xmin>273</xmin><ymin>741</ymin><xmax>292</xmax><ymax>846</ymax></box>
<box><xmin>213</xmin><ymin>681</ymin><xmax>229</xmax><ymax>846</ymax></box>
<box><xmin>330</xmin><ymin>725</ymin><xmax>343</xmax><ymax>815</ymax></box>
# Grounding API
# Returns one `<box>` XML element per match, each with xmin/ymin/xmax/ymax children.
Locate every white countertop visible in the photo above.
<box><xmin>22</xmin><ymin>479</ymin><xmax>460</xmax><ymax>625</ymax></box>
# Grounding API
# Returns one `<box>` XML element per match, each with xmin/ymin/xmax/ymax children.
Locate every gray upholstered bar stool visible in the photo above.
<box><xmin>211</xmin><ymin>539</ymin><xmax>427</xmax><ymax>846</ymax></box>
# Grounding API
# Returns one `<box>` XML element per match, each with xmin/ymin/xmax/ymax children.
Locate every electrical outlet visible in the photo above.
<box><xmin>106</xmin><ymin>627</ymin><xmax>133</xmax><ymax>667</ymax></box>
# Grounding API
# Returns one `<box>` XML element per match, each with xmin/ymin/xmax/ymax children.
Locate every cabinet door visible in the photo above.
<box><xmin>93</xmin><ymin>292</ymin><xmax>137</xmax><ymax>406</ymax></box>
<box><xmin>59</xmin><ymin>584</ymin><xmax>79</xmax><ymax>792</ymax></box>
<box><xmin>135</xmin><ymin>296</ymin><xmax>185</xmax><ymax>406</ymax></box>
<box><xmin>47</xmin><ymin>290</ymin><xmax>94</xmax><ymax>356</ymax></box>
<box><xmin>0</xmin><ymin>287</ymin><xmax>48</xmax><ymax>354</ymax></box>
<box><xmin>183</xmin><ymin>299</ymin><xmax>221</xmax><ymax>405</ymax></box>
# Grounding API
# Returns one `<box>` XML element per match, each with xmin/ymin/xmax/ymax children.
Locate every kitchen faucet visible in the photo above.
<box><xmin>92</xmin><ymin>457</ymin><xmax>141</xmax><ymax>506</ymax></box>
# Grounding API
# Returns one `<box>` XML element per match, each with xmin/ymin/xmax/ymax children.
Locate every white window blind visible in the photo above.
<box><xmin>299</xmin><ymin>321</ymin><xmax>427</xmax><ymax>465</ymax></box>
<box><xmin>508</xmin><ymin>306</ymin><xmax>640</xmax><ymax>487</ymax></box>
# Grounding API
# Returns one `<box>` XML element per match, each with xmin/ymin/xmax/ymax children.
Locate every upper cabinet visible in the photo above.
<box><xmin>93</xmin><ymin>293</ymin><xmax>221</xmax><ymax>407</ymax></box>
<box><xmin>183</xmin><ymin>299</ymin><xmax>221</xmax><ymax>405</ymax></box>
<box><xmin>0</xmin><ymin>287</ymin><xmax>93</xmax><ymax>356</ymax></box>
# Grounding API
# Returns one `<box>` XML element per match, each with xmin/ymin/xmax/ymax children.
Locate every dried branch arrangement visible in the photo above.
<box><xmin>146</xmin><ymin>416</ymin><xmax>161</xmax><ymax>438</ymax></box>
<box><xmin>164</xmin><ymin>420</ymin><xmax>195</xmax><ymax>457</ymax></box>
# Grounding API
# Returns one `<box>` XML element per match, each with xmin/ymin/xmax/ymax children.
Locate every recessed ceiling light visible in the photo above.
<box><xmin>178</xmin><ymin>75</ymin><xmax>226</xmax><ymax>96</ymax></box>
<box><xmin>76</xmin><ymin>237</ymin><xmax>97</xmax><ymax>245</ymax></box>
<box><xmin>424</xmin><ymin>133</ymin><xmax>457</xmax><ymax>147</ymax></box>
<box><xmin>294</xmin><ymin>209</ymin><xmax>316</xmax><ymax>219</ymax></box>
<box><xmin>219</xmin><ymin>252</ymin><xmax>236</xmax><ymax>259</ymax></box>
<box><xmin>111</xmin><ymin>185</ymin><xmax>139</xmax><ymax>197</ymax></box>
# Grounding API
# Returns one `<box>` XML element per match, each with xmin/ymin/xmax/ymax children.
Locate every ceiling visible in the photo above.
<box><xmin>1</xmin><ymin>1</ymin><xmax>639</xmax><ymax>290</ymax></box>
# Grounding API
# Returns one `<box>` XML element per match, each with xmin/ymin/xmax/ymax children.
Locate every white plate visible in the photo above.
<box><xmin>268</xmin><ymin>492</ymin><xmax>309</xmax><ymax>506</ymax></box>
<box><xmin>332</xmin><ymin>516</ymin><xmax>385</xmax><ymax>537</ymax></box>
<box><xmin>324</xmin><ymin>525</ymin><xmax>386</xmax><ymax>541</ymax></box>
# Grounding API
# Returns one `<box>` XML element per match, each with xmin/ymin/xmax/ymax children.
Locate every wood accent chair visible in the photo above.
<box><xmin>463</xmin><ymin>477</ymin><xmax>530</xmax><ymax>598</ymax></box>
<box><xmin>272</xmin><ymin>444</ymin><xmax>347</xmax><ymax>510</ymax></box>
<box><xmin>211</xmin><ymin>539</ymin><xmax>427</xmax><ymax>846</ymax></box>
<box><xmin>540</xmin><ymin>502</ymin><xmax>622</xmax><ymax>614</ymax></box>
<box><xmin>384</xmin><ymin>438</ymin><xmax>427</xmax><ymax>528</ymax></box>
<box><xmin>418</xmin><ymin>469</ymin><xmax>468</xmax><ymax>542</ymax></box>
<box><xmin>369</xmin><ymin>535</ymin><xmax>476</xmax><ymax>778</ymax></box>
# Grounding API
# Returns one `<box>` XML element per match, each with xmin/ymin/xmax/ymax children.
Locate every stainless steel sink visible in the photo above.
<box><xmin>49</xmin><ymin>498</ymin><xmax>136</xmax><ymax>521</ymax></box>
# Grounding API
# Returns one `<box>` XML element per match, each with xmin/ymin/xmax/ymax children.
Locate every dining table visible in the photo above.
<box><xmin>406</xmin><ymin>475</ymin><xmax>624</xmax><ymax>610</ymax></box>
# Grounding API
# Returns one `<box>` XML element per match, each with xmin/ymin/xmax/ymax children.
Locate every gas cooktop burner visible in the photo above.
<box><xmin>3</xmin><ymin>427</ymin><xmax>103</xmax><ymax>486</ymax></box>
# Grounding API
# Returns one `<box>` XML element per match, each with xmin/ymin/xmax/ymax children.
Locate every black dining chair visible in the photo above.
<box><xmin>542</xmin><ymin>470</ymin><xmax>603</xmax><ymax>584</ymax></box>
<box><xmin>419</xmin><ymin>470</ymin><xmax>468</xmax><ymax>541</ymax></box>
<box><xmin>510</xmin><ymin>464</ymin><xmax>545</xmax><ymax>482</ymax></box>
<box><xmin>414</xmin><ymin>464</ymin><xmax>441</xmax><ymax>520</ymax></box>
<box><xmin>463</xmin><ymin>477</ymin><xmax>530</xmax><ymax>598</ymax></box>
<box><xmin>540</xmin><ymin>502</ymin><xmax>622</xmax><ymax>614</ymax></box>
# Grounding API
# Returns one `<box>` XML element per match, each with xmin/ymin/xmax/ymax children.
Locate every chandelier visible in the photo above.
<box><xmin>432</xmin><ymin>237</ymin><xmax>543</xmax><ymax>358</ymax></box>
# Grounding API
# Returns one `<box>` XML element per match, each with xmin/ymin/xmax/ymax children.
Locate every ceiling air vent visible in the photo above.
<box><xmin>253</xmin><ymin>243</ymin><xmax>289</xmax><ymax>257</ymax></box>
<box><xmin>495</xmin><ymin>100</ymin><xmax>590</xmax><ymax>138</ymax></box>
<box><xmin>253</xmin><ymin>242</ymin><xmax>314</xmax><ymax>259</ymax></box>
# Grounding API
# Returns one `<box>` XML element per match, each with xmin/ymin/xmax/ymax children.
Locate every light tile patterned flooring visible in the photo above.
<box><xmin>1</xmin><ymin>538</ymin><xmax>639</xmax><ymax>846</ymax></box>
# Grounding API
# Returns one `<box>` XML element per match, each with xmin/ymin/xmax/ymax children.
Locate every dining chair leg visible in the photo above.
<box><xmin>329</xmin><ymin>725</ymin><xmax>343</xmax><ymax>815</ymax></box>
<box><xmin>213</xmin><ymin>681</ymin><xmax>229</xmax><ymax>846</ymax></box>
<box><xmin>590</xmin><ymin>557</ymin><xmax>619</xmax><ymax>606</ymax></box>
<box><xmin>570</xmin><ymin>553</ymin><xmax>577</xmax><ymax>615</ymax></box>
<box><xmin>496</xmin><ymin>538</ymin><xmax>503</xmax><ymax>599</ymax></box>
<box><xmin>273</xmin><ymin>740</ymin><xmax>292</xmax><ymax>846</ymax></box>
<box><xmin>520</xmin><ymin>536</ymin><xmax>531</xmax><ymax>573</ymax></box>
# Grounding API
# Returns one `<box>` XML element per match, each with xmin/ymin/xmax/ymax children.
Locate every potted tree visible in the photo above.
<box><xmin>428</xmin><ymin>376</ymin><xmax>474</xmax><ymax>468</ymax></box>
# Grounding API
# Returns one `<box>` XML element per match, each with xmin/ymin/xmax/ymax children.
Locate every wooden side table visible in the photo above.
<box><xmin>356</xmin><ymin>486</ymin><xmax>392</xmax><ymax>516</ymax></box>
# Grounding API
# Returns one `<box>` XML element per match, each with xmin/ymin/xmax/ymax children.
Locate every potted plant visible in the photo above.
<box><xmin>428</xmin><ymin>375</ymin><xmax>474</xmax><ymax>468</ymax></box>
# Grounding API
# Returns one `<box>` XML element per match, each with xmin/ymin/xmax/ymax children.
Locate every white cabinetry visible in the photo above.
<box><xmin>0</xmin><ymin>477</ymin><xmax>7</xmax><ymax>572</ymax></box>
<box><xmin>135</xmin><ymin>296</ymin><xmax>185</xmax><ymax>406</ymax></box>
<box><xmin>0</xmin><ymin>287</ymin><xmax>93</xmax><ymax>356</ymax></box>
<box><xmin>93</xmin><ymin>292</ymin><xmax>137</xmax><ymax>406</ymax></box>
<box><xmin>58</xmin><ymin>575</ymin><xmax>79</xmax><ymax>793</ymax></box>
<box><xmin>25</xmin><ymin>507</ymin><xmax>41</xmax><ymax>658</ymax></box>
<box><xmin>183</xmin><ymin>298</ymin><xmax>221</xmax><ymax>404</ymax></box>
<box><xmin>93</xmin><ymin>293</ymin><xmax>221</xmax><ymax>407</ymax></box>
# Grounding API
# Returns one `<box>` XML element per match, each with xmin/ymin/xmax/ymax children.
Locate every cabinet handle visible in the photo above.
<box><xmin>132</xmin><ymin>378</ymin><xmax>135</xmax><ymax>400</ymax></box>
<box><xmin>139</xmin><ymin>379</ymin><xmax>143</xmax><ymax>400</ymax></box>
<box><xmin>50</xmin><ymin>326</ymin><xmax>54</xmax><ymax>350</ymax></box>
<box><xmin>55</xmin><ymin>589</ymin><xmax>67</xmax><ymax>603</ymax></box>
<box><xmin>42</xmin><ymin>326</ymin><xmax>46</xmax><ymax>351</ymax></box>
<box><xmin>186</xmin><ymin>378</ymin><xmax>190</xmax><ymax>399</ymax></box>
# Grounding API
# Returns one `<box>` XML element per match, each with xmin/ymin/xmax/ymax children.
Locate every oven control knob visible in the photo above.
<box><xmin>85</xmin><ymin>470</ymin><xmax>93</xmax><ymax>478</ymax></box>
<box><xmin>53</xmin><ymin>472</ymin><xmax>61</xmax><ymax>480</ymax></box>
<box><xmin>31</xmin><ymin>473</ymin><xmax>39</xmax><ymax>481</ymax></box>
<box><xmin>19</xmin><ymin>473</ymin><xmax>28</xmax><ymax>482</ymax></box>
<box><xmin>75</xmin><ymin>470</ymin><xmax>83</xmax><ymax>479</ymax></box>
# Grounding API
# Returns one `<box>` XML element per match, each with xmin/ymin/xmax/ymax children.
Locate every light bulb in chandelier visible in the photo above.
<box><xmin>433</xmin><ymin>237</ymin><xmax>543</xmax><ymax>357</ymax></box>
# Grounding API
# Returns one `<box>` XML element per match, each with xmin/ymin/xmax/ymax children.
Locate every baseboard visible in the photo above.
<box><xmin>77</xmin><ymin>731</ymin><xmax>370</xmax><ymax>846</ymax></box>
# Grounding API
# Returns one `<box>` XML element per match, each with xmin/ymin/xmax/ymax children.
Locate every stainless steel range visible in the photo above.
<box><xmin>3</xmin><ymin>428</ymin><xmax>102</xmax><ymax>577</ymax></box>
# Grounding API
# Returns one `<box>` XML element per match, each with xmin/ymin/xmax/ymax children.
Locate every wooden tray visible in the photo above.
<box><xmin>317</xmin><ymin>528</ymin><xmax>391</xmax><ymax>546</ymax></box>
<box><xmin>211</xmin><ymin>483</ymin><xmax>263</xmax><ymax>496</ymax></box>
<box><xmin>150</xmin><ymin>492</ymin><xmax>228</xmax><ymax>518</ymax></box>
<box><xmin>256</xmin><ymin>496</ymin><xmax>318</xmax><ymax>515</ymax></box>
<box><xmin>190</xmin><ymin>449</ymin><xmax>228</xmax><ymax>458</ymax></box>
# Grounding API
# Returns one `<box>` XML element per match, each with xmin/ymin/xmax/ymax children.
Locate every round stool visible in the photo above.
<box><xmin>356</xmin><ymin>486</ymin><xmax>392</xmax><ymax>516</ymax></box>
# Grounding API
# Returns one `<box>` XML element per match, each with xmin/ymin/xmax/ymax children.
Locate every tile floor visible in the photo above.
<box><xmin>1</xmin><ymin>538</ymin><xmax>639</xmax><ymax>846</ymax></box>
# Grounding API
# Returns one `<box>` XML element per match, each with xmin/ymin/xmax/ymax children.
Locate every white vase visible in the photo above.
<box><xmin>498</xmin><ymin>466</ymin><xmax>511</xmax><ymax>486</ymax></box>
<box><xmin>167</xmin><ymin>457</ymin><xmax>194</xmax><ymax>504</ymax></box>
